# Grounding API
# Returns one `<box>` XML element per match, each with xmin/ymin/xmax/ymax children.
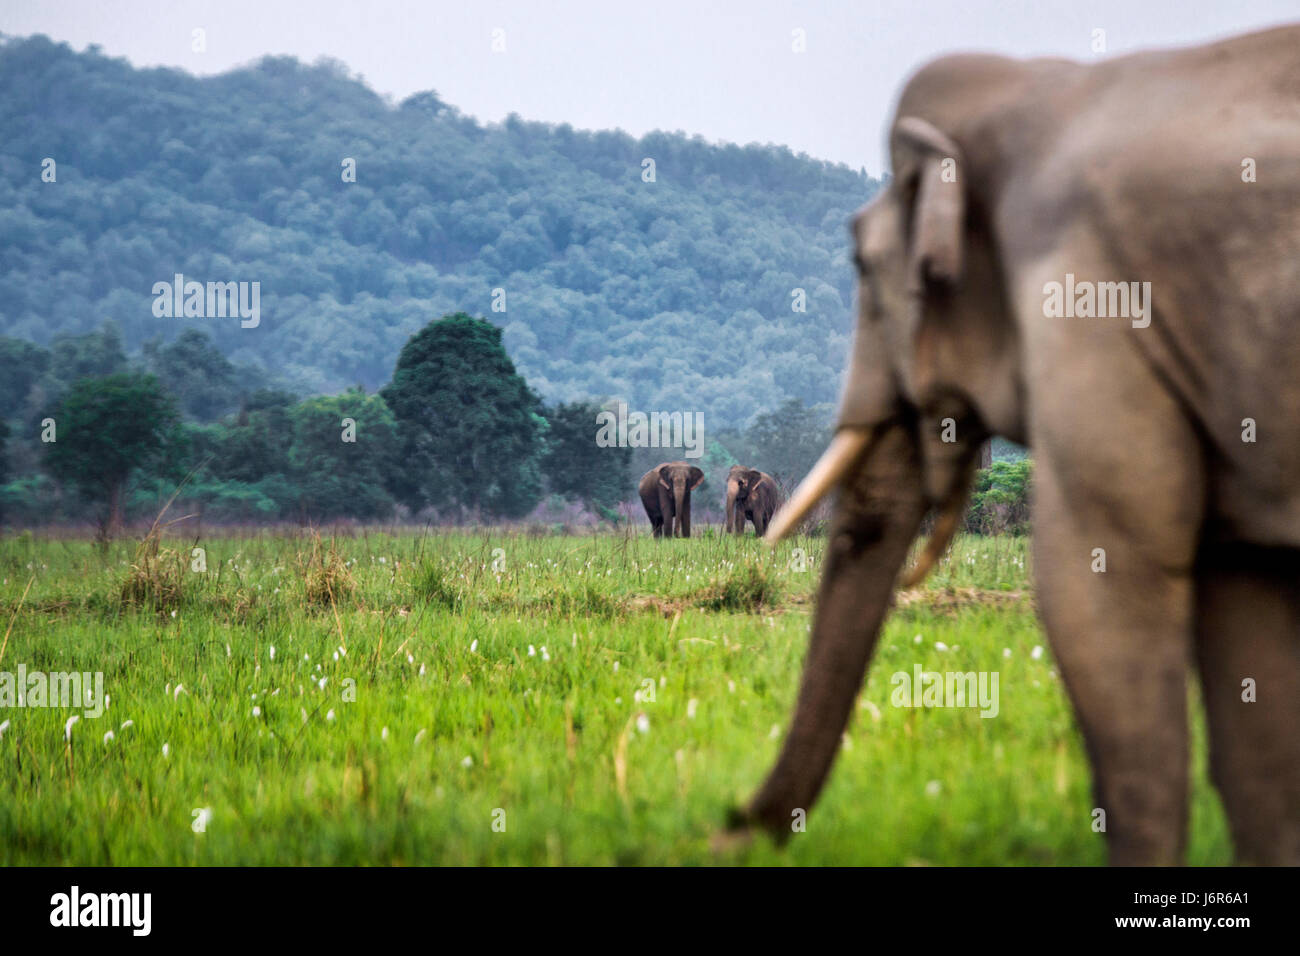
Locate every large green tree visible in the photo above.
<box><xmin>382</xmin><ymin>314</ymin><xmax>546</xmax><ymax>519</ymax></box>
<box><xmin>541</xmin><ymin>400</ymin><xmax>631</xmax><ymax>514</ymax></box>
<box><xmin>288</xmin><ymin>387</ymin><xmax>398</xmax><ymax>520</ymax></box>
<box><xmin>44</xmin><ymin>373</ymin><xmax>179</xmax><ymax>534</ymax></box>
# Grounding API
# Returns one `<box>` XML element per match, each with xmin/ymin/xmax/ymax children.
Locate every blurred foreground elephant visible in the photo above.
<box><xmin>639</xmin><ymin>461</ymin><xmax>705</xmax><ymax>538</ymax></box>
<box><xmin>725</xmin><ymin>466</ymin><xmax>781</xmax><ymax>536</ymax></box>
<box><xmin>729</xmin><ymin>26</ymin><xmax>1300</xmax><ymax>865</ymax></box>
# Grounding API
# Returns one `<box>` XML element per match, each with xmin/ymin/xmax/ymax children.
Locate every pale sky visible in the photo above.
<box><xmin>2</xmin><ymin>0</ymin><xmax>1295</xmax><ymax>174</ymax></box>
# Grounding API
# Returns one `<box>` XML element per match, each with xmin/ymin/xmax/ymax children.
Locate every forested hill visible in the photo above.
<box><xmin>0</xmin><ymin>34</ymin><xmax>879</xmax><ymax>427</ymax></box>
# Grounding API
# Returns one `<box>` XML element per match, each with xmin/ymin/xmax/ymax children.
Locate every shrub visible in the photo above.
<box><xmin>297</xmin><ymin>534</ymin><xmax>355</xmax><ymax>607</ymax></box>
<box><xmin>411</xmin><ymin>558</ymin><xmax>463</xmax><ymax>610</ymax></box>
<box><xmin>121</xmin><ymin>525</ymin><xmax>187</xmax><ymax>612</ymax></box>
<box><xmin>698</xmin><ymin>560</ymin><xmax>782</xmax><ymax>611</ymax></box>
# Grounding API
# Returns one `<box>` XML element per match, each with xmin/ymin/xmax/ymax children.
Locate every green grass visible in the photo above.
<box><xmin>0</xmin><ymin>528</ymin><xmax>1230</xmax><ymax>865</ymax></box>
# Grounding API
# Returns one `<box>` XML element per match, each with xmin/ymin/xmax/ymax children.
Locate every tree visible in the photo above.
<box><xmin>202</xmin><ymin>389</ymin><xmax>297</xmax><ymax>484</ymax></box>
<box><xmin>142</xmin><ymin>329</ymin><xmax>241</xmax><ymax>420</ymax></box>
<box><xmin>0</xmin><ymin>418</ymin><xmax>9</xmax><ymax>523</ymax></box>
<box><xmin>0</xmin><ymin>337</ymin><xmax>51</xmax><ymax>415</ymax></box>
<box><xmin>45</xmin><ymin>323</ymin><xmax>129</xmax><ymax>389</ymax></box>
<box><xmin>44</xmin><ymin>373</ymin><xmax>179</xmax><ymax>535</ymax></box>
<box><xmin>381</xmin><ymin>314</ymin><xmax>546</xmax><ymax>519</ymax></box>
<box><xmin>740</xmin><ymin>398</ymin><xmax>834</xmax><ymax>487</ymax></box>
<box><xmin>541</xmin><ymin>401</ymin><xmax>631</xmax><ymax>515</ymax></box>
<box><xmin>288</xmin><ymin>387</ymin><xmax>398</xmax><ymax>520</ymax></box>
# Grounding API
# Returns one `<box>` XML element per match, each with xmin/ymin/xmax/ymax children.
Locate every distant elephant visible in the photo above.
<box><xmin>729</xmin><ymin>25</ymin><xmax>1300</xmax><ymax>865</ymax></box>
<box><xmin>725</xmin><ymin>466</ymin><xmax>781</xmax><ymax>536</ymax></box>
<box><xmin>639</xmin><ymin>461</ymin><xmax>705</xmax><ymax>538</ymax></box>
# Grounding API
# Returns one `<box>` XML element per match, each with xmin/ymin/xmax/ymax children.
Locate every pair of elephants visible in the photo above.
<box><xmin>638</xmin><ymin>462</ymin><xmax>781</xmax><ymax>538</ymax></box>
<box><xmin>720</xmin><ymin>25</ymin><xmax>1300</xmax><ymax>866</ymax></box>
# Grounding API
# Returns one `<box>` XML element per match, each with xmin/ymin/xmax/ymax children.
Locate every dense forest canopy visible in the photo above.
<box><xmin>0</xmin><ymin>34</ymin><xmax>881</xmax><ymax>429</ymax></box>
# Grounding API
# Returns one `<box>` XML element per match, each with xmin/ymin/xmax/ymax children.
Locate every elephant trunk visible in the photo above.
<box><xmin>674</xmin><ymin>482</ymin><xmax>688</xmax><ymax>537</ymax></box>
<box><xmin>740</xmin><ymin>420</ymin><xmax>928</xmax><ymax>836</ymax></box>
<box><xmin>725</xmin><ymin>486</ymin><xmax>738</xmax><ymax>534</ymax></box>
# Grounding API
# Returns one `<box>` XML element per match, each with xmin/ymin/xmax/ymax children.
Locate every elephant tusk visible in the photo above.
<box><xmin>763</xmin><ymin>428</ymin><xmax>871</xmax><ymax>544</ymax></box>
<box><xmin>898</xmin><ymin>490</ymin><xmax>963</xmax><ymax>588</ymax></box>
<box><xmin>899</xmin><ymin>451</ymin><xmax>979</xmax><ymax>587</ymax></box>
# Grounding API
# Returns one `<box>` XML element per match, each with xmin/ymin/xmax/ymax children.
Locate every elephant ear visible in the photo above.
<box><xmin>657</xmin><ymin>465</ymin><xmax>672</xmax><ymax>491</ymax></box>
<box><xmin>688</xmin><ymin>466</ymin><xmax>706</xmax><ymax>490</ymax></box>
<box><xmin>895</xmin><ymin>116</ymin><xmax>966</xmax><ymax>290</ymax></box>
<box><xmin>744</xmin><ymin>469</ymin><xmax>764</xmax><ymax>488</ymax></box>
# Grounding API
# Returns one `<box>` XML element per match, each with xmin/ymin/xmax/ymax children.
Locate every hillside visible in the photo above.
<box><xmin>0</xmin><ymin>35</ymin><xmax>880</xmax><ymax>428</ymax></box>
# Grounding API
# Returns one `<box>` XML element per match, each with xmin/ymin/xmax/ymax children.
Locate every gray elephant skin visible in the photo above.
<box><xmin>725</xmin><ymin>466</ymin><xmax>781</xmax><ymax>536</ymax></box>
<box><xmin>639</xmin><ymin>461</ymin><xmax>705</xmax><ymax>538</ymax></box>
<box><xmin>730</xmin><ymin>25</ymin><xmax>1300</xmax><ymax>865</ymax></box>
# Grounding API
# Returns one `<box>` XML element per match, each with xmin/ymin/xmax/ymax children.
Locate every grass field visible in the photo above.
<box><xmin>0</xmin><ymin>526</ymin><xmax>1231</xmax><ymax>865</ymax></box>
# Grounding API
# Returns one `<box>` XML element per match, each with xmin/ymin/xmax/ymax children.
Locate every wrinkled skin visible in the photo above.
<box><xmin>731</xmin><ymin>25</ymin><xmax>1300</xmax><ymax>865</ymax></box>
<box><xmin>638</xmin><ymin>461</ymin><xmax>705</xmax><ymax>538</ymax></box>
<box><xmin>725</xmin><ymin>466</ymin><xmax>782</xmax><ymax>536</ymax></box>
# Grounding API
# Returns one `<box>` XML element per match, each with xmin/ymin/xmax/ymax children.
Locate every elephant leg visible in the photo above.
<box><xmin>651</xmin><ymin>516</ymin><xmax>664</xmax><ymax>538</ymax></box>
<box><xmin>1194</xmin><ymin>545</ymin><xmax>1300</xmax><ymax>865</ymax></box>
<box><xmin>658</xmin><ymin>485</ymin><xmax>675</xmax><ymax>538</ymax></box>
<box><xmin>1033</xmin><ymin>451</ymin><xmax>1201</xmax><ymax>865</ymax></box>
<box><xmin>754</xmin><ymin>509</ymin><xmax>768</xmax><ymax>537</ymax></box>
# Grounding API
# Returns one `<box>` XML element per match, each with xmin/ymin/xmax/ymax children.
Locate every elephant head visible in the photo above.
<box><xmin>731</xmin><ymin>59</ymin><xmax>1033</xmax><ymax>837</ymax></box>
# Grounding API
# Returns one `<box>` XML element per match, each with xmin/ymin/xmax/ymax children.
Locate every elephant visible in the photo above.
<box><xmin>725</xmin><ymin>466</ymin><xmax>781</xmax><ymax>536</ymax></box>
<box><xmin>639</xmin><ymin>461</ymin><xmax>705</xmax><ymax>538</ymax></box>
<box><xmin>727</xmin><ymin>25</ymin><xmax>1300</xmax><ymax>865</ymax></box>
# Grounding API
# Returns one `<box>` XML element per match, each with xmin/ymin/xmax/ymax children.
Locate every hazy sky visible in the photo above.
<box><xmin>3</xmin><ymin>0</ymin><xmax>1295</xmax><ymax>174</ymax></box>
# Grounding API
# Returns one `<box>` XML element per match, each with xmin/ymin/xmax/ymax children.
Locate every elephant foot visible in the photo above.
<box><xmin>710</xmin><ymin>808</ymin><xmax>758</xmax><ymax>856</ymax></box>
<box><xmin>709</xmin><ymin>827</ymin><xmax>753</xmax><ymax>856</ymax></box>
<box><xmin>714</xmin><ymin>803</ymin><xmax>794</xmax><ymax>853</ymax></box>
